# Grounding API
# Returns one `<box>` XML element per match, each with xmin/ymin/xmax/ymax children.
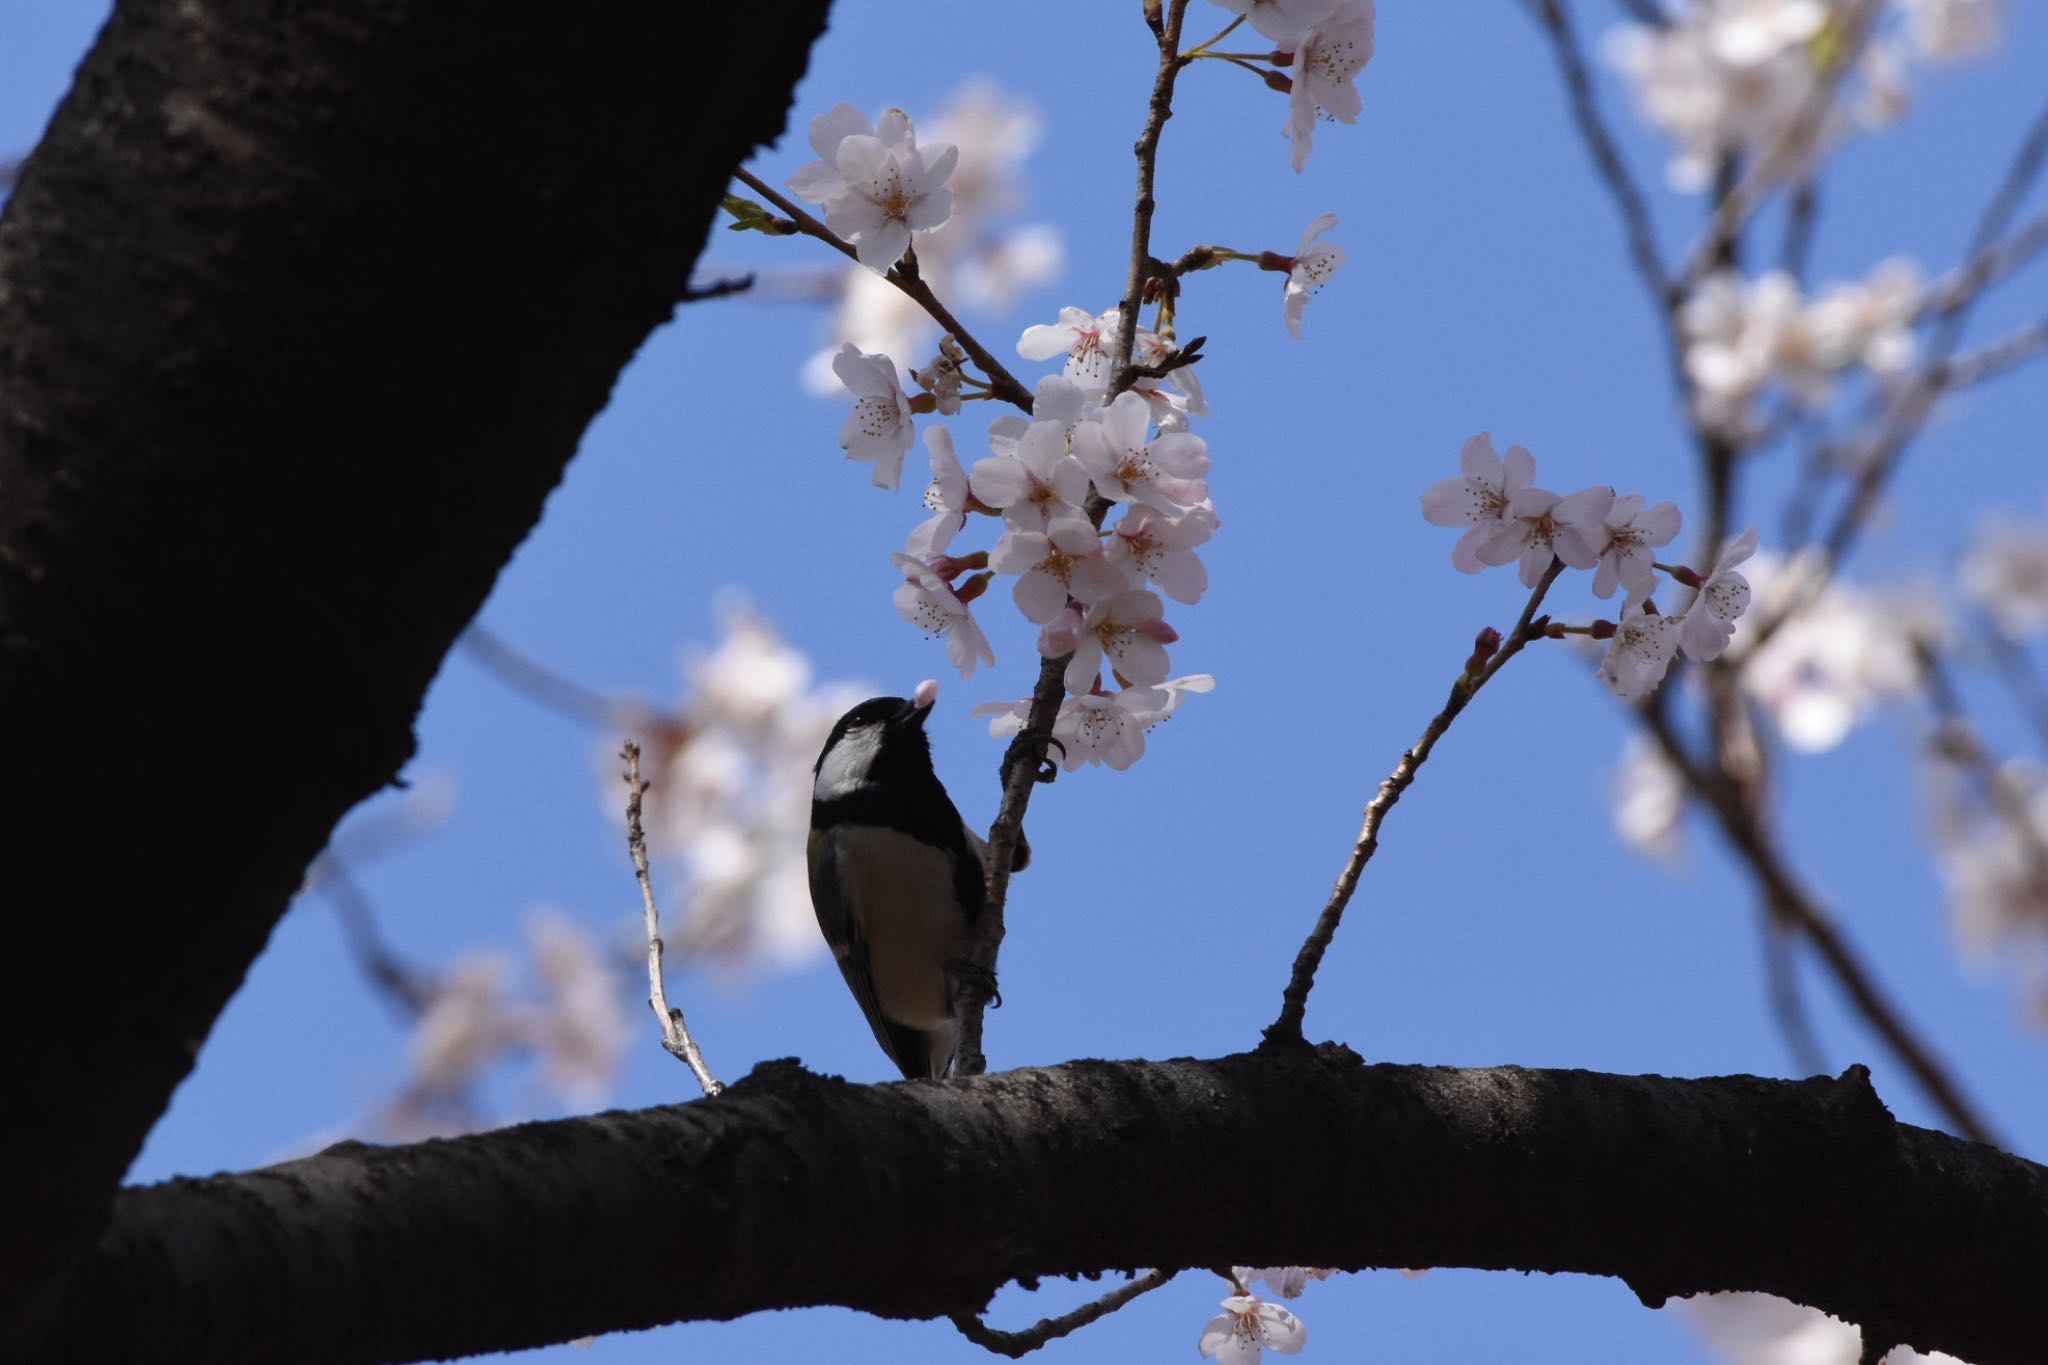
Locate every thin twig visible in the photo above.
<box><xmin>1635</xmin><ymin>707</ymin><xmax>2001</xmax><ymax>1146</ymax></box>
<box><xmin>1611</xmin><ymin>0</ymin><xmax>1667</xmax><ymax>26</ymax></box>
<box><xmin>1758</xmin><ymin>912</ymin><xmax>1828</xmax><ymax>1077</ymax></box>
<box><xmin>1779</xmin><ymin>179</ymin><xmax>1819</xmax><ymax>281</ymax></box>
<box><xmin>1268</xmin><ymin>562</ymin><xmax>1566</xmax><ymax>1044</ymax></box>
<box><xmin>461</xmin><ymin>625</ymin><xmax>634</xmax><ymax>730</ymax></box>
<box><xmin>621</xmin><ymin>742</ymin><xmax>722</xmax><ymax>1097</ymax></box>
<box><xmin>680</xmin><ymin>272</ymin><xmax>756</xmax><ymax>303</ymax></box>
<box><xmin>311</xmin><ymin>853</ymin><xmax>438</xmax><ymax>1018</ymax></box>
<box><xmin>730</xmin><ymin>166</ymin><xmax>1036</xmax><ymax>412</ymax></box>
<box><xmin>948</xmin><ymin>1271</ymin><xmax>1176</xmax><ymax>1358</ymax></box>
<box><xmin>958</xmin><ymin>0</ymin><xmax>1196</xmax><ymax>1079</ymax></box>
<box><xmin>1944</xmin><ymin>314</ymin><xmax>2048</xmax><ymax>390</ymax></box>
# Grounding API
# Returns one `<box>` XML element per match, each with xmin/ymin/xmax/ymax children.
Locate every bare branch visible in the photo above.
<box><xmin>1270</xmin><ymin>561</ymin><xmax>1566</xmax><ymax>1044</ymax></box>
<box><xmin>728</xmin><ymin>166</ymin><xmax>1035</xmax><ymax>412</ymax></box>
<box><xmin>460</xmin><ymin>625</ymin><xmax>637</xmax><ymax>730</ymax></box>
<box><xmin>621</xmin><ymin>742</ymin><xmax>722</xmax><ymax>1097</ymax></box>
<box><xmin>949</xmin><ymin>1271</ymin><xmax>1177</xmax><ymax>1358</ymax></box>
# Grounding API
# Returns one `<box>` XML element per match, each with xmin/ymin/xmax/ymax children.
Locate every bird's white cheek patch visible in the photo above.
<box><xmin>813</xmin><ymin>725</ymin><xmax>884</xmax><ymax>800</ymax></box>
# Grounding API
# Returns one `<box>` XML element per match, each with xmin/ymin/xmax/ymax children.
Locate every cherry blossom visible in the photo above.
<box><xmin>969</xmin><ymin>418</ymin><xmax>1092</xmax><ymax>534</ymax></box>
<box><xmin>830</xmin><ymin>343</ymin><xmax>914</xmax><ymax>489</ymax></box>
<box><xmin>787</xmin><ymin>104</ymin><xmax>958</xmax><ymax>273</ymax></box>
<box><xmin>1599</xmin><ymin>599</ymin><xmax>1682</xmax><ymax>699</ymax></box>
<box><xmin>1591</xmin><ymin>493</ymin><xmax>1682</xmax><ymax>600</ymax></box>
<box><xmin>528</xmin><ymin>911</ymin><xmax>628</xmax><ymax>1105</ymax></box>
<box><xmin>1109</xmin><ymin>502</ymin><xmax>1217</xmax><ymax>604</ymax></box>
<box><xmin>905</xmin><ymin>427</ymin><xmax>970</xmax><ymax>558</ymax></box>
<box><xmin>1071</xmin><ymin>390</ymin><xmax>1211</xmax><ymax>512</ymax></box>
<box><xmin>1420</xmin><ymin>432</ymin><xmax>1536</xmax><ymax>573</ymax></box>
<box><xmin>1198</xmin><ymin>1293</ymin><xmax>1307</xmax><ymax>1364</ymax></box>
<box><xmin>1898</xmin><ymin>0</ymin><xmax>2003</xmax><ymax>63</ymax></box>
<box><xmin>990</xmin><ymin>522</ymin><xmax>1130</xmax><ymax>623</ymax></box>
<box><xmin>1286</xmin><ymin>1</ymin><xmax>1375</xmax><ymax>173</ymax></box>
<box><xmin>1676</xmin><ymin>526</ymin><xmax>1758</xmax><ymax>663</ymax></box>
<box><xmin>1613</xmin><ymin>735</ymin><xmax>1686</xmax><ymax>861</ymax></box>
<box><xmin>1236</xmin><ymin>1267</ymin><xmax>1337</xmax><ymax>1299</ymax></box>
<box><xmin>1017</xmin><ymin>305</ymin><xmax>1119</xmax><ymax>388</ymax></box>
<box><xmin>1065</xmin><ymin>589</ymin><xmax>1178</xmax><ymax>693</ymax></box>
<box><xmin>1479</xmin><ymin>483</ymin><xmax>1615</xmax><ymax>588</ymax></box>
<box><xmin>891</xmin><ymin>552</ymin><xmax>995</xmax><ymax>678</ymax></box>
<box><xmin>1281</xmin><ymin>212</ymin><xmax>1345</xmax><ymax>338</ymax></box>
<box><xmin>1207</xmin><ymin>0</ymin><xmax>1344</xmax><ymax>47</ymax></box>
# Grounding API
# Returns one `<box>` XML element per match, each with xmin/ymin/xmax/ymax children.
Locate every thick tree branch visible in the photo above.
<box><xmin>0</xmin><ymin>0</ymin><xmax>829</xmax><ymax>1342</ymax></box>
<box><xmin>33</xmin><ymin>1052</ymin><xmax>2048</xmax><ymax>1365</ymax></box>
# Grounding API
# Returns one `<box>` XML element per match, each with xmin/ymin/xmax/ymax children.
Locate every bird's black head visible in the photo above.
<box><xmin>813</xmin><ymin>692</ymin><xmax>936</xmax><ymax>797</ymax></box>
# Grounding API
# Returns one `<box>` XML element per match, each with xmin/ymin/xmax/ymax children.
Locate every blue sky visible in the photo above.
<box><xmin>8</xmin><ymin>3</ymin><xmax>2047</xmax><ymax>1361</ymax></box>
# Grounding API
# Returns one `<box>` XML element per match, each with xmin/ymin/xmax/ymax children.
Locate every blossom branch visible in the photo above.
<box><xmin>959</xmin><ymin>0</ymin><xmax>1195</xmax><ymax>1078</ymax></box>
<box><xmin>1269</xmin><ymin>560</ymin><xmax>1566</xmax><ymax>1045</ymax></box>
<box><xmin>948</xmin><ymin>1270</ymin><xmax>1176</xmax><ymax>1358</ymax></box>
<box><xmin>1912</xmin><ymin>638</ymin><xmax>2048</xmax><ymax>915</ymax></box>
<box><xmin>1633</xmin><ymin>706</ymin><xmax>2000</xmax><ymax>1146</ymax></box>
<box><xmin>461</xmin><ymin>624</ymin><xmax>639</xmax><ymax>730</ymax></box>
<box><xmin>730</xmin><ymin>166</ymin><xmax>1035</xmax><ymax>411</ymax></box>
<box><xmin>621</xmin><ymin>742</ymin><xmax>722</xmax><ymax>1097</ymax></box>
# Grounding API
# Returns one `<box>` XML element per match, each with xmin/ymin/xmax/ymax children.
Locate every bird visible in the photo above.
<box><xmin>807</xmin><ymin>678</ymin><xmax>1026</xmax><ymax>1080</ymax></box>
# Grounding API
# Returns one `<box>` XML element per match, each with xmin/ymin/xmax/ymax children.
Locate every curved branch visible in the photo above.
<box><xmin>33</xmin><ymin>1052</ymin><xmax>2048</xmax><ymax>1365</ymax></box>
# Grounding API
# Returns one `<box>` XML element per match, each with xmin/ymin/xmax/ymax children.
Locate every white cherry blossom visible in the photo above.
<box><xmin>1282</xmin><ymin>212</ymin><xmax>1345</xmax><ymax>338</ymax></box>
<box><xmin>795</xmin><ymin>106</ymin><xmax>958</xmax><ymax>273</ymax></box>
<box><xmin>990</xmin><ymin>522</ymin><xmax>1129</xmax><ymax>622</ymax></box>
<box><xmin>1017</xmin><ymin>305</ymin><xmax>1119</xmax><ymax>388</ymax></box>
<box><xmin>1198</xmin><ymin>1293</ymin><xmax>1307</xmax><ymax>1364</ymax></box>
<box><xmin>1600</xmin><ymin>599</ymin><xmax>1682</xmax><ymax>699</ymax></box>
<box><xmin>905</xmin><ymin>427</ymin><xmax>970</xmax><ymax>557</ymax></box>
<box><xmin>1207</xmin><ymin>0</ymin><xmax>1344</xmax><ymax>47</ymax></box>
<box><xmin>1592</xmin><ymin>493</ymin><xmax>1683</xmax><ymax>600</ymax></box>
<box><xmin>1421</xmin><ymin>433</ymin><xmax>1536</xmax><ymax>573</ymax></box>
<box><xmin>1959</xmin><ymin>512</ymin><xmax>2048</xmax><ymax>638</ymax></box>
<box><xmin>891</xmin><ymin>552</ymin><xmax>994</xmax><ymax>678</ymax></box>
<box><xmin>1071</xmin><ymin>390</ymin><xmax>1211</xmax><ymax>512</ymax></box>
<box><xmin>830</xmin><ymin>344</ymin><xmax>914</xmax><ymax>489</ymax></box>
<box><xmin>1110</xmin><ymin>502</ymin><xmax>1217</xmax><ymax>604</ymax></box>
<box><xmin>1287</xmin><ymin>1</ymin><xmax>1375</xmax><ymax>172</ymax></box>
<box><xmin>1677</xmin><ymin>526</ymin><xmax>1758</xmax><ymax>663</ymax></box>
<box><xmin>1066</xmin><ymin>589</ymin><xmax>1178</xmax><ymax>693</ymax></box>
<box><xmin>970</xmin><ymin>418</ymin><xmax>1092</xmax><ymax>534</ymax></box>
<box><xmin>1898</xmin><ymin>0</ymin><xmax>2003</xmax><ymax>62</ymax></box>
<box><xmin>1479</xmin><ymin>484</ymin><xmax>1615</xmax><ymax>587</ymax></box>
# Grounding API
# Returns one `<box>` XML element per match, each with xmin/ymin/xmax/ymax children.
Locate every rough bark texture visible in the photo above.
<box><xmin>30</xmin><ymin>1050</ymin><xmax>2048</xmax><ymax>1364</ymax></box>
<box><xmin>0</xmin><ymin>0</ymin><xmax>830</xmax><ymax>1345</ymax></box>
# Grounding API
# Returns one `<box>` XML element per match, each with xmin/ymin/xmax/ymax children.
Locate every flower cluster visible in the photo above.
<box><xmin>791</xmin><ymin>88</ymin><xmax>1062</xmax><ymax>397</ymax></box>
<box><xmin>1194</xmin><ymin>1267</ymin><xmax>1338</xmax><ymax>1364</ymax></box>
<box><xmin>1680</xmin><ymin>258</ymin><xmax>1923</xmax><ymax>440</ymax></box>
<box><xmin>1605</xmin><ymin>0</ymin><xmax>2001</xmax><ymax>194</ymax></box>
<box><xmin>1421</xmin><ymin>433</ymin><xmax>1755</xmax><ymax>699</ymax></box>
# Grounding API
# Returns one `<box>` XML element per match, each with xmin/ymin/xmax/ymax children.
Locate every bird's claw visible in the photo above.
<box><xmin>949</xmin><ymin>957</ymin><xmax>1002</xmax><ymax>1009</ymax></box>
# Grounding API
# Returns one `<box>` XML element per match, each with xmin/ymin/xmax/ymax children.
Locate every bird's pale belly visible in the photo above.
<box><xmin>833</xmin><ymin>826</ymin><xmax>969</xmax><ymax>1030</ymax></box>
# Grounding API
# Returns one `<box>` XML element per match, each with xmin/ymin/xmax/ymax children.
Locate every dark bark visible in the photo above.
<box><xmin>31</xmin><ymin>1050</ymin><xmax>2048</xmax><ymax>1364</ymax></box>
<box><xmin>0</xmin><ymin>0</ymin><xmax>830</xmax><ymax>1344</ymax></box>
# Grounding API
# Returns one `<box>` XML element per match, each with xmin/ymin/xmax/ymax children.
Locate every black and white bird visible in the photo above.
<box><xmin>807</xmin><ymin>679</ymin><xmax>1025</xmax><ymax>1079</ymax></box>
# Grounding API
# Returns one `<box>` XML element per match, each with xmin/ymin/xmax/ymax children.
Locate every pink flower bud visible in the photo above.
<box><xmin>913</xmin><ymin>678</ymin><xmax>939</xmax><ymax>709</ymax></box>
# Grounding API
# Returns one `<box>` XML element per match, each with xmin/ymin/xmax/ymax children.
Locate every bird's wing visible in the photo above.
<box><xmin>807</xmin><ymin>826</ymin><xmax>936</xmax><ymax>1080</ymax></box>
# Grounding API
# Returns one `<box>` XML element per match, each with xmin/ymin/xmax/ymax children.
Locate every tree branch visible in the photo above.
<box><xmin>33</xmin><ymin>1052</ymin><xmax>2048</xmax><ymax>1365</ymax></box>
<box><xmin>1271</xmin><ymin>562</ymin><xmax>1565</xmax><ymax>1043</ymax></box>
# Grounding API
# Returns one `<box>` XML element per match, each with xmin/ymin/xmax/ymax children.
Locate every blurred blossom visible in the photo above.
<box><xmin>1924</xmin><ymin>751</ymin><xmax>2048</xmax><ymax>987</ymax></box>
<box><xmin>1684</xmin><ymin>1291</ymin><xmax>1970</xmax><ymax>1365</ymax></box>
<box><xmin>1679</xmin><ymin>259</ymin><xmax>1922</xmax><ymax>440</ymax></box>
<box><xmin>1614</xmin><ymin>735</ymin><xmax>1688</xmax><ymax>860</ymax></box>
<box><xmin>1730</xmin><ymin>555</ymin><xmax>1932</xmax><ymax>752</ymax></box>
<box><xmin>800</xmin><ymin>82</ymin><xmax>1061</xmax><ymax>394</ymax></box>
<box><xmin>528</xmin><ymin>910</ymin><xmax>629</xmax><ymax>1105</ymax></box>
<box><xmin>642</xmin><ymin>601</ymin><xmax>866</xmax><ymax>970</ymax></box>
<box><xmin>1605</xmin><ymin>2</ymin><xmax>1835</xmax><ymax>193</ymax></box>
<box><xmin>1957</xmin><ymin>510</ymin><xmax>2048</xmax><ymax>638</ymax></box>
<box><xmin>1896</xmin><ymin>0</ymin><xmax>2002</xmax><ymax>61</ymax></box>
<box><xmin>408</xmin><ymin>953</ymin><xmax>515</xmax><ymax>1096</ymax></box>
